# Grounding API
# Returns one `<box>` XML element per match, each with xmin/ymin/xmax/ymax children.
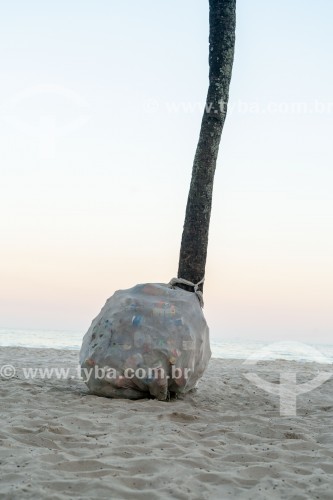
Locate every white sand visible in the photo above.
<box><xmin>1</xmin><ymin>347</ymin><xmax>333</xmax><ymax>499</ymax></box>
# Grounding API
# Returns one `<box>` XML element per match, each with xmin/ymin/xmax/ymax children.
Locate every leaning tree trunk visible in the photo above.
<box><xmin>177</xmin><ymin>0</ymin><xmax>236</xmax><ymax>294</ymax></box>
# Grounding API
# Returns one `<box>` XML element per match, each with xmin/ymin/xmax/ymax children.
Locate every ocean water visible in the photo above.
<box><xmin>0</xmin><ymin>328</ymin><xmax>333</xmax><ymax>363</ymax></box>
<box><xmin>0</xmin><ymin>328</ymin><xmax>83</xmax><ymax>351</ymax></box>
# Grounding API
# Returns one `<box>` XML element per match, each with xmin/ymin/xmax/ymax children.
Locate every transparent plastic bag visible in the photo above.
<box><xmin>80</xmin><ymin>283</ymin><xmax>211</xmax><ymax>400</ymax></box>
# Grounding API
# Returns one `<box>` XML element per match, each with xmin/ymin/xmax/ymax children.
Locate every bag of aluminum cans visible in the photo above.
<box><xmin>79</xmin><ymin>282</ymin><xmax>211</xmax><ymax>400</ymax></box>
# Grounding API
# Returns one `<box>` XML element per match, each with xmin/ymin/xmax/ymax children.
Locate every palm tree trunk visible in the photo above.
<box><xmin>177</xmin><ymin>0</ymin><xmax>236</xmax><ymax>294</ymax></box>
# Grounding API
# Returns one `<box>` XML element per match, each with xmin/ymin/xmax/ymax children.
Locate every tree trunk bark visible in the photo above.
<box><xmin>177</xmin><ymin>0</ymin><xmax>236</xmax><ymax>294</ymax></box>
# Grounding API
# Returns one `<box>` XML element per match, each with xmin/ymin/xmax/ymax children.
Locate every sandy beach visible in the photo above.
<box><xmin>1</xmin><ymin>346</ymin><xmax>333</xmax><ymax>499</ymax></box>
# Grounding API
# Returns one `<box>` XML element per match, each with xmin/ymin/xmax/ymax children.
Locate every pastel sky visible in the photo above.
<box><xmin>0</xmin><ymin>0</ymin><xmax>332</xmax><ymax>342</ymax></box>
